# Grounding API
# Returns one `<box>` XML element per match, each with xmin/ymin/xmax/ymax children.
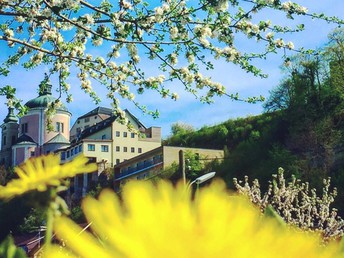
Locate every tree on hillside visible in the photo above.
<box><xmin>263</xmin><ymin>34</ymin><xmax>344</xmax><ymax>189</ymax></box>
<box><xmin>170</xmin><ymin>122</ymin><xmax>194</xmax><ymax>136</ymax></box>
<box><xmin>323</xmin><ymin>28</ymin><xmax>344</xmax><ymax>120</ymax></box>
<box><xmin>265</xmin><ymin>28</ymin><xmax>344</xmax><ymax>118</ymax></box>
<box><xmin>1</xmin><ymin>1</ymin><xmax>343</xmax><ymax>122</ymax></box>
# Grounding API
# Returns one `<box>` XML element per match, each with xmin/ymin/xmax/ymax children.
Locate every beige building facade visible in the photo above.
<box><xmin>114</xmin><ymin>146</ymin><xmax>224</xmax><ymax>190</ymax></box>
<box><xmin>57</xmin><ymin>108</ymin><xmax>162</xmax><ymax>197</ymax></box>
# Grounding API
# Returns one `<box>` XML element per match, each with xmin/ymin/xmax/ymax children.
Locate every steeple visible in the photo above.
<box><xmin>3</xmin><ymin>107</ymin><xmax>17</xmax><ymax>123</ymax></box>
<box><xmin>38</xmin><ymin>73</ymin><xmax>52</xmax><ymax>96</ymax></box>
<box><xmin>0</xmin><ymin>107</ymin><xmax>19</xmax><ymax>168</ymax></box>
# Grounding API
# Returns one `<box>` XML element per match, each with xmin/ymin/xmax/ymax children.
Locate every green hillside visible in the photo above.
<box><xmin>164</xmin><ymin>28</ymin><xmax>344</xmax><ymax>214</ymax></box>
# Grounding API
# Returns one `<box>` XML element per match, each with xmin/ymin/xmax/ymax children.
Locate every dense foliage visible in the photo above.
<box><xmin>164</xmin><ymin>28</ymin><xmax>344</xmax><ymax>214</ymax></box>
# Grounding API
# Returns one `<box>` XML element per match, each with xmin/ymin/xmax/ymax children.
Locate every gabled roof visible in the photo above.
<box><xmin>78</xmin><ymin>107</ymin><xmax>113</xmax><ymax>120</ymax></box>
<box><xmin>124</xmin><ymin>109</ymin><xmax>146</xmax><ymax>129</ymax></box>
<box><xmin>45</xmin><ymin>133</ymin><xmax>70</xmax><ymax>144</ymax></box>
<box><xmin>79</xmin><ymin>115</ymin><xmax>118</xmax><ymax>140</ymax></box>
<box><xmin>75</xmin><ymin>109</ymin><xmax>149</xmax><ymax>141</ymax></box>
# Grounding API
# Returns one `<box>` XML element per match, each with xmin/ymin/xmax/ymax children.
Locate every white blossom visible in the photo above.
<box><xmin>83</xmin><ymin>14</ymin><xmax>95</xmax><ymax>24</ymax></box>
<box><xmin>275</xmin><ymin>38</ymin><xmax>285</xmax><ymax>48</ymax></box>
<box><xmin>172</xmin><ymin>92</ymin><xmax>179</xmax><ymax>100</ymax></box>
<box><xmin>4</xmin><ymin>29</ymin><xmax>14</xmax><ymax>38</ymax></box>
<box><xmin>170</xmin><ymin>27</ymin><xmax>179</xmax><ymax>40</ymax></box>
<box><xmin>286</xmin><ymin>41</ymin><xmax>294</xmax><ymax>50</ymax></box>
<box><xmin>15</xmin><ymin>16</ymin><xmax>25</xmax><ymax>22</ymax></box>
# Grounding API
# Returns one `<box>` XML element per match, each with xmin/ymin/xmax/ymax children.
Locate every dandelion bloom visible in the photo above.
<box><xmin>0</xmin><ymin>154</ymin><xmax>96</xmax><ymax>200</ymax></box>
<box><xmin>46</xmin><ymin>180</ymin><xmax>342</xmax><ymax>258</ymax></box>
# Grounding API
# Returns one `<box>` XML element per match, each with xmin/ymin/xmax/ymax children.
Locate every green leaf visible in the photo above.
<box><xmin>0</xmin><ymin>67</ymin><xmax>10</xmax><ymax>76</ymax></box>
<box><xmin>0</xmin><ymin>236</ymin><xmax>28</xmax><ymax>258</ymax></box>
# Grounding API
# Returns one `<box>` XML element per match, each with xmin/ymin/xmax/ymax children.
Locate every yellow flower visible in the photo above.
<box><xmin>0</xmin><ymin>154</ymin><xmax>97</xmax><ymax>200</ymax></box>
<box><xmin>46</xmin><ymin>180</ymin><xmax>342</xmax><ymax>258</ymax></box>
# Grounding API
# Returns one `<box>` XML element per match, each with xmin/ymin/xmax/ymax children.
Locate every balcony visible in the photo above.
<box><xmin>115</xmin><ymin>156</ymin><xmax>163</xmax><ymax>181</ymax></box>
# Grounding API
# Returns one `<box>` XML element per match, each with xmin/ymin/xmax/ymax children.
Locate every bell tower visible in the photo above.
<box><xmin>0</xmin><ymin>107</ymin><xmax>19</xmax><ymax>168</ymax></box>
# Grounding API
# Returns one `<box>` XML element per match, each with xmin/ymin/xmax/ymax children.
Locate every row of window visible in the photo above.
<box><xmin>115</xmin><ymin>131</ymin><xmax>135</xmax><ymax>138</ymax></box>
<box><xmin>20</xmin><ymin>122</ymin><xmax>65</xmax><ymax>134</ymax></box>
<box><xmin>87</xmin><ymin>144</ymin><xmax>109</xmax><ymax>152</ymax></box>
<box><xmin>115</xmin><ymin>146</ymin><xmax>142</xmax><ymax>153</ymax></box>
<box><xmin>87</xmin><ymin>144</ymin><xmax>142</xmax><ymax>153</ymax></box>
<box><xmin>119</xmin><ymin>155</ymin><xmax>163</xmax><ymax>176</ymax></box>
<box><xmin>61</xmin><ymin>145</ymin><xmax>83</xmax><ymax>160</ymax></box>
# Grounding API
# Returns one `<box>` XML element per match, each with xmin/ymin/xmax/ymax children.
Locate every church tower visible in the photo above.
<box><xmin>12</xmin><ymin>75</ymin><xmax>71</xmax><ymax>166</ymax></box>
<box><xmin>0</xmin><ymin>107</ymin><xmax>19</xmax><ymax>167</ymax></box>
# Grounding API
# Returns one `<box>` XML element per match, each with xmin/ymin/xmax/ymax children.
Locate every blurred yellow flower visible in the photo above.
<box><xmin>47</xmin><ymin>180</ymin><xmax>342</xmax><ymax>258</ymax></box>
<box><xmin>0</xmin><ymin>154</ymin><xmax>97</xmax><ymax>200</ymax></box>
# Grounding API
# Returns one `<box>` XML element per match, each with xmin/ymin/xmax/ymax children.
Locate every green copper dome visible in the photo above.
<box><xmin>25</xmin><ymin>75</ymin><xmax>68</xmax><ymax>111</ymax></box>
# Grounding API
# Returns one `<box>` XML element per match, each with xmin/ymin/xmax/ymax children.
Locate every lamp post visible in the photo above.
<box><xmin>187</xmin><ymin>171</ymin><xmax>216</xmax><ymax>191</ymax></box>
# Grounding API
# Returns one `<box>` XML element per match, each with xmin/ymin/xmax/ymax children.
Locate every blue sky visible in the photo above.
<box><xmin>1</xmin><ymin>1</ymin><xmax>344</xmax><ymax>138</ymax></box>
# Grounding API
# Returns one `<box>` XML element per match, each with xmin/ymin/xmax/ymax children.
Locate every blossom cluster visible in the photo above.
<box><xmin>233</xmin><ymin>168</ymin><xmax>344</xmax><ymax>241</ymax></box>
<box><xmin>0</xmin><ymin>0</ymin><xmax>342</xmax><ymax>122</ymax></box>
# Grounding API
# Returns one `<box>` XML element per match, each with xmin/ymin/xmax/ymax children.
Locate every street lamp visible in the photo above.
<box><xmin>187</xmin><ymin>171</ymin><xmax>216</xmax><ymax>191</ymax></box>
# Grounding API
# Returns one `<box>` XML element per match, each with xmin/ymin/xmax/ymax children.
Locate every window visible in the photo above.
<box><xmin>67</xmin><ymin>151</ymin><xmax>70</xmax><ymax>158</ymax></box>
<box><xmin>84</xmin><ymin>117</ymin><xmax>90</xmax><ymax>122</ymax></box>
<box><xmin>123</xmin><ymin>132</ymin><xmax>127</xmax><ymax>138</ymax></box>
<box><xmin>56</xmin><ymin>122</ymin><xmax>64</xmax><ymax>133</ymax></box>
<box><xmin>3</xmin><ymin>136</ymin><xmax>6</xmax><ymax>146</ymax></box>
<box><xmin>84</xmin><ymin>125</ymin><xmax>90</xmax><ymax>129</ymax></box>
<box><xmin>123</xmin><ymin>147</ymin><xmax>127</xmax><ymax>152</ymax></box>
<box><xmin>116</xmin><ymin>131</ymin><xmax>120</xmax><ymax>137</ymax></box>
<box><xmin>79</xmin><ymin>145</ymin><xmax>82</xmax><ymax>152</ymax></box>
<box><xmin>116</xmin><ymin>159</ymin><xmax>120</xmax><ymax>165</ymax></box>
<box><xmin>131</xmin><ymin>132</ymin><xmax>135</xmax><ymax>138</ymax></box>
<box><xmin>21</xmin><ymin>123</ymin><xmax>28</xmax><ymax>134</ymax></box>
<box><xmin>61</xmin><ymin>152</ymin><xmax>66</xmax><ymax>160</ymax></box>
<box><xmin>88</xmin><ymin>144</ymin><xmax>95</xmax><ymax>151</ymax></box>
<box><xmin>131</xmin><ymin>147</ymin><xmax>135</xmax><ymax>153</ymax></box>
<box><xmin>101</xmin><ymin>145</ymin><xmax>109</xmax><ymax>152</ymax></box>
<box><xmin>102</xmin><ymin>134</ymin><xmax>106</xmax><ymax>140</ymax></box>
<box><xmin>116</xmin><ymin>146</ymin><xmax>120</xmax><ymax>152</ymax></box>
<box><xmin>138</xmin><ymin>148</ymin><xmax>142</xmax><ymax>153</ymax></box>
<box><xmin>30</xmin><ymin>151</ymin><xmax>35</xmax><ymax>157</ymax></box>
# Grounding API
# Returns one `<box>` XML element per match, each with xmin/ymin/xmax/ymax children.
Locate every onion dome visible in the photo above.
<box><xmin>25</xmin><ymin>74</ymin><xmax>68</xmax><ymax>111</ymax></box>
